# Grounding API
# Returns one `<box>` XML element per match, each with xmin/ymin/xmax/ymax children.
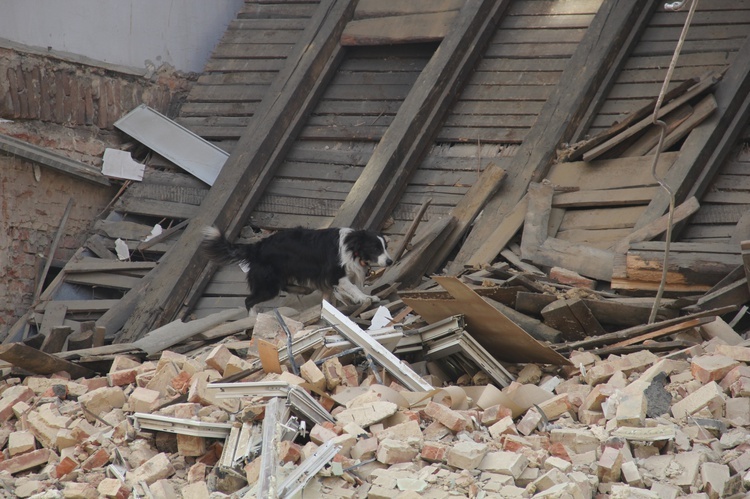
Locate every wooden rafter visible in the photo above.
<box><xmin>106</xmin><ymin>0</ymin><xmax>358</xmax><ymax>343</ymax></box>
<box><xmin>331</xmin><ymin>0</ymin><xmax>511</xmax><ymax>230</ymax></box>
<box><xmin>449</xmin><ymin>0</ymin><xmax>660</xmax><ymax>272</ymax></box>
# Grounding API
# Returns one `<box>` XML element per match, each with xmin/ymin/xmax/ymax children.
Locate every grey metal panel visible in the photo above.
<box><xmin>114</xmin><ymin>104</ymin><xmax>229</xmax><ymax>185</ymax></box>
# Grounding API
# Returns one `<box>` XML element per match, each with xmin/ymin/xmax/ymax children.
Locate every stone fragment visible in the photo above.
<box><xmin>671</xmin><ymin>381</ymin><xmax>725</xmax><ymax>420</ymax></box>
<box><xmin>420</xmin><ymin>441</ymin><xmax>448</xmax><ymax>463</ymax></box>
<box><xmin>478</xmin><ymin>451</ymin><xmax>528</xmax><ymax>478</ymax></box>
<box><xmin>78</xmin><ymin>386</ymin><xmax>127</xmax><ymax>421</ymax></box>
<box><xmin>446</xmin><ymin>440</ymin><xmax>487</xmax><ymax>470</ymax></box>
<box><xmin>98</xmin><ymin>478</ymin><xmax>131</xmax><ymax>499</ymax></box>
<box><xmin>127</xmin><ymin>453</ymin><xmax>175</xmax><ymax>486</ymax></box>
<box><xmin>8</xmin><ymin>430</ymin><xmax>36</xmax><ymax>457</ymax></box>
<box><xmin>129</xmin><ymin>386</ymin><xmax>161</xmax><ymax>412</ymax></box>
<box><xmin>597</xmin><ymin>446</ymin><xmax>622</xmax><ymax>482</ymax></box>
<box><xmin>300</xmin><ymin>359</ymin><xmax>326</xmax><ymax>392</ymax></box>
<box><xmin>336</xmin><ymin>401</ymin><xmax>397</xmax><ymax>427</ymax></box>
<box><xmin>376</xmin><ymin>438</ymin><xmax>418</xmax><ymax>465</ymax></box>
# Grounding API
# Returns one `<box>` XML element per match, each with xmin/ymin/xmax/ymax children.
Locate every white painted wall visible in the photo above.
<box><xmin>0</xmin><ymin>0</ymin><xmax>244</xmax><ymax>73</ymax></box>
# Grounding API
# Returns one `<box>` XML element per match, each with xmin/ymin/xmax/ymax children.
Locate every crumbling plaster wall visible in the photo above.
<box><xmin>0</xmin><ymin>49</ymin><xmax>193</xmax><ymax>338</ymax></box>
<box><xmin>0</xmin><ymin>154</ymin><xmax>116</xmax><ymax>337</ymax></box>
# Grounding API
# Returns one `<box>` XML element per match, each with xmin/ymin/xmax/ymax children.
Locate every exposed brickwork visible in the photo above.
<box><xmin>0</xmin><ymin>47</ymin><xmax>192</xmax><ymax>129</ymax></box>
<box><xmin>0</xmin><ymin>154</ymin><xmax>115</xmax><ymax>338</ymax></box>
<box><xmin>0</xmin><ymin>49</ymin><xmax>192</xmax><ymax>340</ymax></box>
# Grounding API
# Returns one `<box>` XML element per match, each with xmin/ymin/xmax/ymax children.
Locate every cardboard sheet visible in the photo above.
<box><xmin>402</xmin><ymin>276</ymin><xmax>571</xmax><ymax>365</ymax></box>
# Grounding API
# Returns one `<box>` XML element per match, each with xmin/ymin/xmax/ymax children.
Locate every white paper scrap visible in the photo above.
<box><xmin>143</xmin><ymin>224</ymin><xmax>163</xmax><ymax>242</ymax></box>
<box><xmin>368</xmin><ymin>306</ymin><xmax>393</xmax><ymax>330</ymax></box>
<box><xmin>102</xmin><ymin>148</ymin><xmax>145</xmax><ymax>181</ymax></box>
<box><xmin>114</xmin><ymin>238</ymin><xmax>130</xmax><ymax>261</ymax></box>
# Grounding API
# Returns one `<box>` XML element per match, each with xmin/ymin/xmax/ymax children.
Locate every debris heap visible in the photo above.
<box><xmin>0</xmin><ymin>279</ymin><xmax>749</xmax><ymax>498</ymax></box>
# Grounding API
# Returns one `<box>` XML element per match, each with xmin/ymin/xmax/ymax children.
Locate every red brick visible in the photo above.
<box><xmin>0</xmin><ymin>386</ymin><xmax>34</xmax><ymax>421</ymax></box>
<box><xmin>80</xmin><ymin>377</ymin><xmax>109</xmax><ymax>392</ymax></box>
<box><xmin>279</xmin><ymin>441</ymin><xmax>302</xmax><ymax>464</ymax></box>
<box><xmin>55</xmin><ymin>456</ymin><xmax>79</xmax><ymax>479</ymax></box>
<box><xmin>424</xmin><ymin>402</ymin><xmax>469</xmax><ymax>432</ymax></box>
<box><xmin>421</xmin><ymin>442</ymin><xmax>448</xmax><ymax>463</ymax></box>
<box><xmin>81</xmin><ymin>448</ymin><xmax>110</xmax><ymax>471</ymax></box>
<box><xmin>170</xmin><ymin>371</ymin><xmax>193</xmax><ymax>394</ymax></box>
<box><xmin>691</xmin><ymin>355</ymin><xmax>740</xmax><ymax>384</ymax></box>
<box><xmin>107</xmin><ymin>368</ymin><xmax>138</xmax><ymax>386</ymax></box>
<box><xmin>0</xmin><ymin>448</ymin><xmax>51</xmax><ymax>474</ymax></box>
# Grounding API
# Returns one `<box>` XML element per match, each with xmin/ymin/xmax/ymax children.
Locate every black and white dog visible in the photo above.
<box><xmin>201</xmin><ymin>227</ymin><xmax>393</xmax><ymax>311</ymax></box>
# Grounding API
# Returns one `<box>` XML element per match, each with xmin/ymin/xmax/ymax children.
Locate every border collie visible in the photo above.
<box><xmin>200</xmin><ymin>227</ymin><xmax>393</xmax><ymax>310</ymax></box>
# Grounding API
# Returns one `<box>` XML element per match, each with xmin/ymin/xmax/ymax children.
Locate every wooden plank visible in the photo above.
<box><xmin>258</xmin><ymin>338</ymin><xmax>283</xmax><ymax>374</ymax></box>
<box><xmin>612</xmin><ymin>250</ymin><xmax>739</xmax><ymax>291</ymax></box>
<box><xmin>609</xmin><ymin>317</ymin><xmax>714</xmax><ymax>349</ymax></box>
<box><xmin>535</xmin><ymin>237</ymin><xmax>615</xmax><ymax>282</ymax></box>
<box><xmin>64</xmin><ymin>259</ymin><xmax>157</xmax><ymax>274</ymax></box>
<box><xmin>64</xmin><ymin>273</ymin><xmax>142</xmax><ymax>291</ymax></box>
<box><xmin>332</xmin><ymin>0</ymin><xmax>512</xmax><ymax>230</ymax></box>
<box><xmin>353</xmin><ymin>0</ymin><xmax>464</xmax><ymax>19</ymax></box>
<box><xmin>547</xmin><ymin>152</ymin><xmax>678</xmax><ymax>191</ymax></box>
<box><xmin>0</xmin><ymin>343</ymin><xmax>95</xmax><ymax>378</ymax></box>
<box><xmin>558</xmin><ymin>206</ymin><xmax>644</xmax><ymax>231</ymax></box>
<box><xmin>567</xmin><ymin>73</ymin><xmax>708</xmax><ymax>159</ymax></box>
<box><xmin>465</xmin><ymin>194</ymin><xmax>528</xmax><ymax>268</ymax></box>
<box><xmin>637</xmin><ymin>34</ymin><xmax>750</xmax><ymax>230</ymax></box>
<box><xmin>342</xmin><ymin>11</ymin><xmax>459</xmax><ymax>45</ymax></box>
<box><xmin>38</xmin><ymin>302</ymin><xmax>68</xmax><ymax>338</ymax></box>
<box><xmin>556</xmin><ymin>306</ymin><xmax>735</xmax><ymax>352</ymax></box>
<box><xmin>567</xmin><ymin>298</ymin><xmax>607</xmax><ymax>337</ymax></box>
<box><xmin>552</xmin><ymin>186</ymin><xmax>660</xmax><ymax>208</ymax></box>
<box><xmin>612</xmin><ymin>196</ymin><xmax>700</xmax><ymax>253</ymax></box>
<box><xmin>452</xmin><ymin>0</ymin><xmax>661</xmax><ymax>271</ymax></box>
<box><xmin>743</xmin><ymin>240</ymin><xmax>750</xmax><ymax>294</ymax></box>
<box><xmin>425</xmin><ymin>165</ymin><xmax>506</xmax><ymax>273</ymax></box>
<box><xmin>540</xmin><ymin>300</ymin><xmax>587</xmax><ymax>341</ymax></box>
<box><xmin>109</xmin><ymin>0</ymin><xmax>358</xmax><ymax>343</ymax></box>
<box><xmin>374</xmin><ymin>217</ymin><xmax>456</xmax><ymax>288</ymax></box>
<box><xmin>618</xmin><ymin>103</ymin><xmax>695</xmax><ymax>158</ymax></box>
<box><xmin>638</xmin><ymin>94</ymin><xmax>718</xmax><ymax>156</ymax></box>
<box><xmin>520</xmin><ymin>182</ymin><xmax>553</xmax><ymax>262</ymax></box>
<box><xmin>40</xmin><ymin>326</ymin><xmax>72</xmax><ymax>354</ymax></box>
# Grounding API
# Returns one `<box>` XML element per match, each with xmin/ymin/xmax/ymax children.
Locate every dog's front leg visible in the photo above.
<box><xmin>334</xmin><ymin>277</ymin><xmax>379</xmax><ymax>305</ymax></box>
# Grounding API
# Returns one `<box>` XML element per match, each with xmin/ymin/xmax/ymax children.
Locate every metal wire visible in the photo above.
<box><xmin>648</xmin><ymin>0</ymin><xmax>700</xmax><ymax>324</ymax></box>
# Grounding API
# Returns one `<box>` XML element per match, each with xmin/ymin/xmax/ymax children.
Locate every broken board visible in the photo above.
<box><xmin>402</xmin><ymin>276</ymin><xmax>570</xmax><ymax>365</ymax></box>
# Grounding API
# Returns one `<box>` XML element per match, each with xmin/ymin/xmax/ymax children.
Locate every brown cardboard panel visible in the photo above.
<box><xmin>402</xmin><ymin>276</ymin><xmax>570</xmax><ymax>365</ymax></box>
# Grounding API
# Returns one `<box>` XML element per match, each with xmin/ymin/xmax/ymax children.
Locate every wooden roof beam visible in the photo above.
<box><xmin>106</xmin><ymin>0</ymin><xmax>357</xmax><ymax>343</ymax></box>
<box><xmin>450</xmin><ymin>0</ymin><xmax>660</xmax><ymax>272</ymax></box>
<box><xmin>331</xmin><ymin>0</ymin><xmax>511</xmax><ymax>230</ymax></box>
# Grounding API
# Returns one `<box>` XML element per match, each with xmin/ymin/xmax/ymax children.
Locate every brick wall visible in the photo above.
<box><xmin>0</xmin><ymin>47</ymin><xmax>192</xmax><ymax>129</ymax></box>
<box><xmin>0</xmin><ymin>154</ymin><xmax>117</xmax><ymax>338</ymax></box>
<box><xmin>0</xmin><ymin>49</ymin><xmax>194</xmax><ymax>339</ymax></box>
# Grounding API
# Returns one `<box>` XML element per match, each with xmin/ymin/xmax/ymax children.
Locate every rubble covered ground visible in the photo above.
<box><xmin>0</xmin><ymin>269</ymin><xmax>750</xmax><ymax>499</ymax></box>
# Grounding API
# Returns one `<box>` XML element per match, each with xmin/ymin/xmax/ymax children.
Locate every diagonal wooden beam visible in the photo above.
<box><xmin>450</xmin><ymin>0</ymin><xmax>659</xmax><ymax>271</ymax></box>
<box><xmin>636</xmin><ymin>34</ymin><xmax>750</xmax><ymax>231</ymax></box>
<box><xmin>331</xmin><ymin>0</ymin><xmax>511</xmax><ymax>230</ymax></box>
<box><xmin>108</xmin><ymin>0</ymin><xmax>357</xmax><ymax>343</ymax></box>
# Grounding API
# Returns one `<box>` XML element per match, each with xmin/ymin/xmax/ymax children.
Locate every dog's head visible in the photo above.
<box><xmin>345</xmin><ymin>229</ymin><xmax>393</xmax><ymax>268</ymax></box>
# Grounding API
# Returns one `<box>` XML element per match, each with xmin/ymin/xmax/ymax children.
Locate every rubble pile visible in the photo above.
<box><xmin>0</xmin><ymin>292</ymin><xmax>749</xmax><ymax>499</ymax></box>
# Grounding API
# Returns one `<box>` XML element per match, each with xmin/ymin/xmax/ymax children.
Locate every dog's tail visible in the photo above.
<box><xmin>200</xmin><ymin>227</ymin><xmax>256</xmax><ymax>266</ymax></box>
